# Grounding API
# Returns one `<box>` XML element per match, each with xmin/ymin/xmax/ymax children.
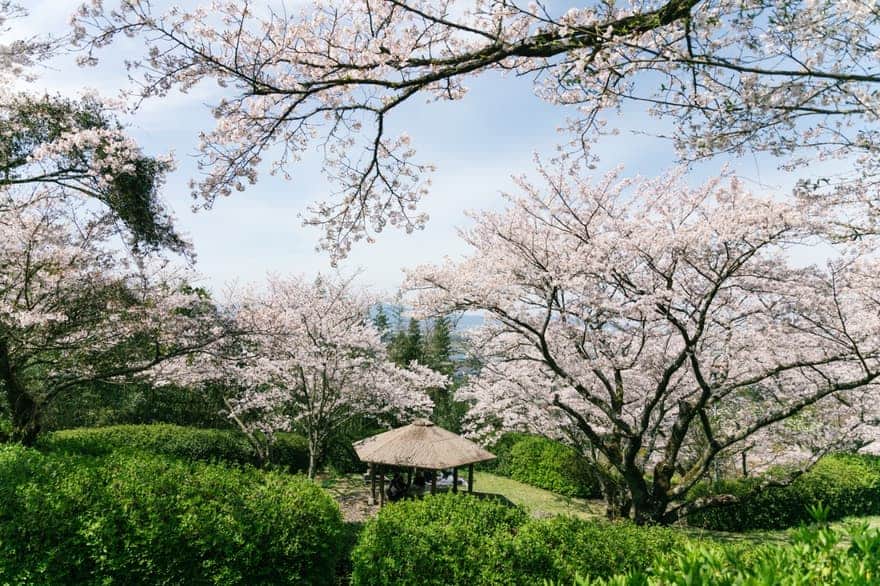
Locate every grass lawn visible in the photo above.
<box><xmin>472</xmin><ymin>471</ymin><xmax>605</xmax><ymax>519</ymax></box>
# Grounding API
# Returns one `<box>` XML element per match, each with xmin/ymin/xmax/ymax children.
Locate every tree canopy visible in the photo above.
<box><xmin>406</xmin><ymin>163</ymin><xmax>880</xmax><ymax>523</ymax></box>
<box><xmin>74</xmin><ymin>0</ymin><xmax>880</xmax><ymax>259</ymax></box>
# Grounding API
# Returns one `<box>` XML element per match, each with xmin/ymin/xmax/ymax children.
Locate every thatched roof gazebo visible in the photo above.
<box><xmin>353</xmin><ymin>419</ymin><xmax>495</xmax><ymax>505</ymax></box>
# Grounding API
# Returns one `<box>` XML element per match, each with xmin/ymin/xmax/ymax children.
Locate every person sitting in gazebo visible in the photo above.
<box><xmin>387</xmin><ymin>472</ymin><xmax>407</xmax><ymax>502</ymax></box>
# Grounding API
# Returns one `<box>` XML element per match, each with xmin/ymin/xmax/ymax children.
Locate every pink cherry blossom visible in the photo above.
<box><xmin>405</xmin><ymin>161</ymin><xmax>880</xmax><ymax>523</ymax></box>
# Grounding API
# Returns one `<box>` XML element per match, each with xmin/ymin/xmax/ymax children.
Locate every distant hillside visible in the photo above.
<box><xmin>373</xmin><ymin>304</ymin><xmax>483</xmax><ymax>332</ymax></box>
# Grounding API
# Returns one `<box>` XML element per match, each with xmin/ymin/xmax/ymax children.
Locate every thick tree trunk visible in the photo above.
<box><xmin>631</xmin><ymin>492</ymin><xmax>672</xmax><ymax>525</ymax></box>
<box><xmin>0</xmin><ymin>338</ymin><xmax>41</xmax><ymax>446</ymax></box>
<box><xmin>10</xmin><ymin>394</ymin><xmax>41</xmax><ymax>447</ymax></box>
<box><xmin>604</xmin><ymin>486</ymin><xmax>672</xmax><ymax>525</ymax></box>
<box><xmin>6</xmin><ymin>386</ymin><xmax>41</xmax><ymax>447</ymax></box>
<box><xmin>599</xmin><ymin>470</ymin><xmax>672</xmax><ymax>524</ymax></box>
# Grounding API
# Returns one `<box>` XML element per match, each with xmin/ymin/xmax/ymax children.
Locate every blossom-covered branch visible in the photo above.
<box><xmin>406</xmin><ymin>162</ymin><xmax>880</xmax><ymax>524</ymax></box>
<box><xmin>75</xmin><ymin>0</ymin><xmax>880</xmax><ymax>258</ymax></box>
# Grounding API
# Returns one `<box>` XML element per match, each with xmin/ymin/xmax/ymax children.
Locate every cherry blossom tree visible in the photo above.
<box><xmin>1</xmin><ymin>94</ymin><xmax>187</xmax><ymax>254</ymax></box>
<box><xmin>405</xmin><ymin>163</ymin><xmax>880</xmax><ymax>524</ymax></box>
<box><xmin>218</xmin><ymin>275</ymin><xmax>441</xmax><ymax>477</ymax></box>
<box><xmin>0</xmin><ymin>200</ymin><xmax>222</xmax><ymax>445</ymax></box>
<box><xmin>74</xmin><ymin>0</ymin><xmax>880</xmax><ymax>259</ymax></box>
<box><xmin>1</xmin><ymin>2</ymin><xmax>185</xmax><ymax>254</ymax></box>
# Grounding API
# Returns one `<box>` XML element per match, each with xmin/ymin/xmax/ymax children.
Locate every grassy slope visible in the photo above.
<box><xmin>473</xmin><ymin>471</ymin><xmax>605</xmax><ymax>519</ymax></box>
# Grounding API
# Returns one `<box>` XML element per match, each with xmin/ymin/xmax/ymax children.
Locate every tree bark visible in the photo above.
<box><xmin>9</xmin><ymin>393</ymin><xmax>41</xmax><ymax>447</ymax></box>
<box><xmin>0</xmin><ymin>338</ymin><xmax>41</xmax><ymax>446</ymax></box>
<box><xmin>307</xmin><ymin>443</ymin><xmax>318</xmax><ymax>479</ymax></box>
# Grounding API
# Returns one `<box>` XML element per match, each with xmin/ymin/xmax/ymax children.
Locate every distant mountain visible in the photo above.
<box><xmin>372</xmin><ymin>304</ymin><xmax>483</xmax><ymax>332</ymax></box>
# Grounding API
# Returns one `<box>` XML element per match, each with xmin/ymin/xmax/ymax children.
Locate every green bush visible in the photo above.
<box><xmin>271</xmin><ymin>431</ymin><xmax>311</xmax><ymax>471</ymax></box>
<box><xmin>687</xmin><ymin>454</ymin><xmax>880</xmax><ymax>531</ymax></box>
<box><xmin>37</xmin><ymin>424</ymin><xmax>309</xmax><ymax>472</ymax></box>
<box><xmin>509</xmin><ymin>516</ymin><xmax>685</xmax><ymax>583</ymax></box>
<box><xmin>351</xmin><ymin>494</ymin><xmax>687</xmax><ymax>585</ymax></box>
<box><xmin>40</xmin><ymin>382</ymin><xmax>232</xmax><ymax>431</ymax></box>
<box><xmin>494</xmin><ymin>434</ymin><xmax>601</xmax><ymax>498</ymax></box>
<box><xmin>480</xmin><ymin>432</ymin><xmax>530</xmax><ymax>471</ymax></box>
<box><xmin>350</xmin><ymin>493</ymin><xmax>528</xmax><ymax>586</ymax></box>
<box><xmin>550</xmin><ymin>521</ymin><xmax>880</xmax><ymax>585</ymax></box>
<box><xmin>0</xmin><ymin>445</ymin><xmax>344</xmax><ymax>585</ymax></box>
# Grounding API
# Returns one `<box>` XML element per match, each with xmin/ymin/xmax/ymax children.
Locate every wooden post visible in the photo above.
<box><xmin>430</xmin><ymin>469</ymin><xmax>437</xmax><ymax>495</ymax></box>
<box><xmin>468</xmin><ymin>464</ymin><xmax>474</xmax><ymax>494</ymax></box>
<box><xmin>379</xmin><ymin>466</ymin><xmax>386</xmax><ymax>506</ymax></box>
<box><xmin>369</xmin><ymin>463</ymin><xmax>376</xmax><ymax>505</ymax></box>
<box><xmin>452</xmin><ymin>467</ymin><xmax>459</xmax><ymax>494</ymax></box>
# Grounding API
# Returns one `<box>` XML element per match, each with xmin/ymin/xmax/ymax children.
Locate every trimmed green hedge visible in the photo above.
<box><xmin>508</xmin><ymin>516</ymin><xmax>685</xmax><ymax>583</ymax></box>
<box><xmin>351</xmin><ymin>494</ymin><xmax>685</xmax><ymax>585</ymax></box>
<box><xmin>485</xmin><ymin>433</ymin><xmax>601</xmax><ymax>498</ymax></box>
<box><xmin>687</xmin><ymin>454</ymin><xmax>880</xmax><ymax>531</ymax></box>
<box><xmin>351</xmin><ymin>493</ymin><xmax>528</xmax><ymax>586</ymax></box>
<box><xmin>0</xmin><ymin>445</ymin><xmax>344</xmax><ymax>585</ymax></box>
<box><xmin>549</xmin><ymin>522</ymin><xmax>880</xmax><ymax>585</ymax></box>
<box><xmin>37</xmin><ymin>424</ymin><xmax>309</xmax><ymax>472</ymax></box>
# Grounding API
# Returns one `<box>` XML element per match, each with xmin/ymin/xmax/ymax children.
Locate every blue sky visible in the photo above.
<box><xmin>9</xmin><ymin>1</ymin><xmax>816</xmax><ymax>296</ymax></box>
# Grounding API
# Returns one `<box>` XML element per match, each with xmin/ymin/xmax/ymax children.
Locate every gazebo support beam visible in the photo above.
<box><xmin>468</xmin><ymin>464</ymin><xmax>474</xmax><ymax>494</ymax></box>
<box><xmin>430</xmin><ymin>470</ymin><xmax>437</xmax><ymax>495</ymax></box>
<box><xmin>369</xmin><ymin>463</ymin><xmax>376</xmax><ymax>505</ymax></box>
<box><xmin>452</xmin><ymin>467</ymin><xmax>458</xmax><ymax>494</ymax></box>
<box><xmin>379</xmin><ymin>466</ymin><xmax>386</xmax><ymax>507</ymax></box>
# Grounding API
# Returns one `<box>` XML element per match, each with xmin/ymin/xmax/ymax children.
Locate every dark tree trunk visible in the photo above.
<box><xmin>10</xmin><ymin>404</ymin><xmax>41</xmax><ymax>447</ymax></box>
<box><xmin>597</xmin><ymin>466</ymin><xmax>674</xmax><ymax>524</ymax></box>
<box><xmin>631</xmin><ymin>492</ymin><xmax>672</xmax><ymax>525</ymax></box>
<box><xmin>0</xmin><ymin>338</ymin><xmax>41</xmax><ymax>446</ymax></box>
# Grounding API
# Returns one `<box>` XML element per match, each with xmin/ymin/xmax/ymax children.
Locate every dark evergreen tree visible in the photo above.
<box><xmin>423</xmin><ymin>316</ymin><xmax>453</xmax><ymax>375</ymax></box>
<box><xmin>388</xmin><ymin>317</ymin><xmax>422</xmax><ymax>366</ymax></box>
<box><xmin>372</xmin><ymin>305</ymin><xmax>391</xmax><ymax>344</ymax></box>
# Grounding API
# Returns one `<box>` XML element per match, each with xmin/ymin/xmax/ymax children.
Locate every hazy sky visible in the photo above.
<box><xmin>9</xmin><ymin>1</ymin><xmax>812</xmax><ymax>296</ymax></box>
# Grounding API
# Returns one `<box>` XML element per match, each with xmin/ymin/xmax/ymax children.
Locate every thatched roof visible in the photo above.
<box><xmin>353</xmin><ymin>419</ymin><xmax>496</xmax><ymax>469</ymax></box>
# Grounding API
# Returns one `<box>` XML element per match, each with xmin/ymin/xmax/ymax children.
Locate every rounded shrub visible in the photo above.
<box><xmin>480</xmin><ymin>432</ymin><xmax>531</xmax><ymax>471</ymax></box>
<box><xmin>687</xmin><ymin>454</ymin><xmax>880</xmax><ymax>531</ymax></box>
<box><xmin>0</xmin><ymin>445</ymin><xmax>344</xmax><ymax>585</ymax></box>
<box><xmin>508</xmin><ymin>516</ymin><xmax>686</xmax><ymax>583</ymax></box>
<box><xmin>37</xmin><ymin>424</ymin><xmax>309</xmax><ymax>472</ymax></box>
<box><xmin>351</xmin><ymin>494</ymin><xmax>688</xmax><ymax>585</ymax></box>
<box><xmin>499</xmin><ymin>434</ymin><xmax>601</xmax><ymax>498</ymax></box>
<box><xmin>271</xmin><ymin>431</ymin><xmax>311</xmax><ymax>471</ymax></box>
<box><xmin>350</xmin><ymin>493</ymin><xmax>528</xmax><ymax>586</ymax></box>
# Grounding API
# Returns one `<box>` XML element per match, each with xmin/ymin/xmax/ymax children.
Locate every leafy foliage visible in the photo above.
<box><xmin>39</xmin><ymin>381</ymin><xmax>231</xmax><ymax>431</ymax></box>
<box><xmin>687</xmin><ymin>454</ymin><xmax>880</xmax><ymax>531</ymax></box>
<box><xmin>484</xmin><ymin>433</ymin><xmax>601</xmax><ymax>499</ymax></box>
<box><xmin>37</xmin><ymin>424</ymin><xmax>309</xmax><ymax>472</ymax></box>
<box><xmin>0</xmin><ymin>445</ymin><xmax>344</xmax><ymax>585</ymax></box>
<box><xmin>350</xmin><ymin>493</ymin><xmax>527</xmax><ymax>586</ymax></box>
<box><xmin>509</xmin><ymin>517</ymin><xmax>685</xmax><ymax>584</ymax></box>
<box><xmin>549</xmin><ymin>520</ymin><xmax>880</xmax><ymax>585</ymax></box>
<box><xmin>351</xmin><ymin>494</ymin><xmax>685</xmax><ymax>585</ymax></box>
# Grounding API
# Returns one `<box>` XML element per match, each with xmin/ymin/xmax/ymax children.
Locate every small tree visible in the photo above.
<box><xmin>224</xmin><ymin>275</ymin><xmax>443</xmax><ymax>477</ymax></box>
<box><xmin>406</xmin><ymin>164</ymin><xmax>880</xmax><ymax>524</ymax></box>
